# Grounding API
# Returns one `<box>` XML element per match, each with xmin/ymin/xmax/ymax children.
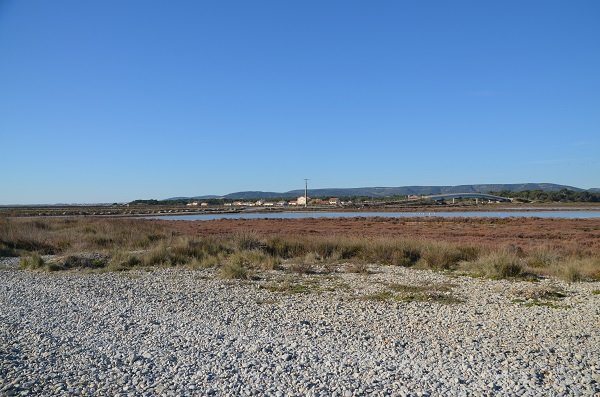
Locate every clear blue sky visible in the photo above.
<box><xmin>1</xmin><ymin>1</ymin><xmax>599</xmax><ymax>204</ymax></box>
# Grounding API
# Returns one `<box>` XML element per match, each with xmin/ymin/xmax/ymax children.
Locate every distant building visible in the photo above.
<box><xmin>297</xmin><ymin>196</ymin><xmax>309</xmax><ymax>206</ymax></box>
<box><xmin>329</xmin><ymin>198</ymin><xmax>340</xmax><ymax>205</ymax></box>
<box><xmin>263</xmin><ymin>202</ymin><xmax>275</xmax><ymax>206</ymax></box>
<box><xmin>186</xmin><ymin>202</ymin><xmax>199</xmax><ymax>206</ymax></box>
<box><xmin>200</xmin><ymin>202</ymin><xmax>208</xmax><ymax>207</ymax></box>
<box><xmin>233</xmin><ymin>201</ymin><xmax>243</xmax><ymax>206</ymax></box>
<box><xmin>276</xmin><ymin>201</ymin><xmax>288</xmax><ymax>206</ymax></box>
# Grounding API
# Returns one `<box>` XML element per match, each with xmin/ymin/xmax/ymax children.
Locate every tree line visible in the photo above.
<box><xmin>490</xmin><ymin>189</ymin><xmax>600</xmax><ymax>203</ymax></box>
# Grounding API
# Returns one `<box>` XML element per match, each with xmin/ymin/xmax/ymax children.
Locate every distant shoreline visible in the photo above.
<box><xmin>3</xmin><ymin>202</ymin><xmax>600</xmax><ymax>219</ymax></box>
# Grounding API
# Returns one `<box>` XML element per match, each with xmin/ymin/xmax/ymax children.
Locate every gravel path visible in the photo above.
<box><xmin>1</xmin><ymin>264</ymin><xmax>599</xmax><ymax>396</ymax></box>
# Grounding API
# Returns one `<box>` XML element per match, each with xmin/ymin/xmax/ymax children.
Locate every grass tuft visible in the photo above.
<box><xmin>460</xmin><ymin>249</ymin><xmax>526</xmax><ymax>279</ymax></box>
<box><xmin>19</xmin><ymin>253</ymin><xmax>45</xmax><ymax>270</ymax></box>
<box><xmin>219</xmin><ymin>261</ymin><xmax>249</xmax><ymax>279</ymax></box>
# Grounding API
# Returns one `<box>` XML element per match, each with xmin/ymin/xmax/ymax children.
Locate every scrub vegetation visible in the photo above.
<box><xmin>2</xmin><ymin>217</ymin><xmax>599</xmax><ymax>282</ymax></box>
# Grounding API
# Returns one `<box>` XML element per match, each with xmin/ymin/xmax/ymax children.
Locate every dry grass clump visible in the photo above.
<box><xmin>263</xmin><ymin>236</ymin><xmax>361</xmax><ymax>262</ymax></box>
<box><xmin>234</xmin><ymin>233</ymin><xmax>264</xmax><ymax>251</ymax></box>
<box><xmin>231</xmin><ymin>250</ymin><xmax>280</xmax><ymax>270</ymax></box>
<box><xmin>219</xmin><ymin>261</ymin><xmax>249</xmax><ymax>279</ymax></box>
<box><xmin>53</xmin><ymin>255</ymin><xmax>106</xmax><ymax>270</ymax></box>
<box><xmin>1</xmin><ymin>217</ymin><xmax>172</xmax><ymax>256</ymax></box>
<box><xmin>219</xmin><ymin>249</ymin><xmax>281</xmax><ymax>279</ymax></box>
<box><xmin>289</xmin><ymin>254</ymin><xmax>317</xmax><ymax>274</ymax></box>
<box><xmin>419</xmin><ymin>244</ymin><xmax>478</xmax><ymax>271</ymax></box>
<box><xmin>460</xmin><ymin>249</ymin><xmax>526</xmax><ymax>279</ymax></box>
<box><xmin>107</xmin><ymin>250</ymin><xmax>143</xmax><ymax>271</ymax></box>
<box><xmin>525</xmin><ymin>247</ymin><xmax>562</xmax><ymax>268</ymax></box>
<box><xmin>139</xmin><ymin>237</ymin><xmax>232</xmax><ymax>268</ymax></box>
<box><xmin>189</xmin><ymin>254</ymin><xmax>223</xmax><ymax>269</ymax></box>
<box><xmin>359</xmin><ymin>239</ymin><xmax>422</xmax><ymax>267</ymax></box>
<box><xmin>18</xmin><ymin>253</ymin><xmax>45</xmax><ymax>270</ymax></box>
<box><xmin>19</xmin><ymin>252</ymin><xmax>106</xmax><ymax>272</ymax></box>
<box><xmin>546</xmin><ymin>257</ymin><xmax>600</xmax><ymax>282</ymax></box>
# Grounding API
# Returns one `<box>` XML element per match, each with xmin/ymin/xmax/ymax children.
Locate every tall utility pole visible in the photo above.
<box><xmin>304</xmin><ymin>178</ymin><xmax>309</xmax><ymax>208</ymax></box>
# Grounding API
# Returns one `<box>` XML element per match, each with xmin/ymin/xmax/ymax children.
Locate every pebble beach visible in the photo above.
<box><xmin>1</xmin><ymin>261</ymin><xmax>599</xmax><ymax>396</ymax></box>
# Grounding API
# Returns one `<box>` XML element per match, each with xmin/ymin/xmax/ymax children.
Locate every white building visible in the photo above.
<box><xmin>297</xmin><ymin>196</ymin><xmax>309</xmax><ymax>206</ymax></box>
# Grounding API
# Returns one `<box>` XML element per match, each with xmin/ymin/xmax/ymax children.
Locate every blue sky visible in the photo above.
<box><xmin>1</xmin><ymin>1</ymin><xmax>599</xmax><ymax>204</ymax></box>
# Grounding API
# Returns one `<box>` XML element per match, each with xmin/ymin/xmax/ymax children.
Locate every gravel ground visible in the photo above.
<box><xmin>1</xmin><ymin>264</ymin><xmax>599</xmax><ymax>396</ymax></box>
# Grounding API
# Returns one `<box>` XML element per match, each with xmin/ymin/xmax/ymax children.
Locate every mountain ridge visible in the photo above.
<box><xmin>168</xmin><ymin>183</ymin><xmax>598</xmax><ymax>200</ymax></box>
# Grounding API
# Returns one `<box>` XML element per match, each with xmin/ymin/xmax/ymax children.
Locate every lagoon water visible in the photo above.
<box><xmin>147</xmin><ymin>210</ymin><xmax>600</xmax><ymax>221</ymax></box>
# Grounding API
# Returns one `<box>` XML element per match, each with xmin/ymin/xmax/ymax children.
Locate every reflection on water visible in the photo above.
<box><xmin>146</xmin><ymin>210</ymin><xmax>600</xmax><ymax>221</ymax></box>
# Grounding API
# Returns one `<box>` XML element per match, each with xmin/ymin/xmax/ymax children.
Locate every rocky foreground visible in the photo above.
<box><xmin>1</xmin><ymin>261</ymin><xmax>599</xmax><ymax>396</ymax></box>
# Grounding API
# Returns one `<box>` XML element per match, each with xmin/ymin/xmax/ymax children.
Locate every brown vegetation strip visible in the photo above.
<box><xmin>161</xmin><ymin>217</ymin><xmax>600</xmax><ymax>254</ymax></box>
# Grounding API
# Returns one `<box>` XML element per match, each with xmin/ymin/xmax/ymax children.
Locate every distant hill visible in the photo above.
<box><xmin>167</xmin><ymin>183</ymin><xmax>589</xmax><ymax>200</ymax></box>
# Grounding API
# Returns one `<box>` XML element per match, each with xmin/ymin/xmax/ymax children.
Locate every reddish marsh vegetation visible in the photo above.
<box><xmin>2</xmin><ymin>216</ymin><xmax>599</xmax><ymax>281</ymax></box>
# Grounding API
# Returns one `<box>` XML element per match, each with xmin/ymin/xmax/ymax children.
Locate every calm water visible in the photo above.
<box><xmin>146</xmin><ymin>210</ymin><xmax>600</xmax><ymax>221</ymax></box>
